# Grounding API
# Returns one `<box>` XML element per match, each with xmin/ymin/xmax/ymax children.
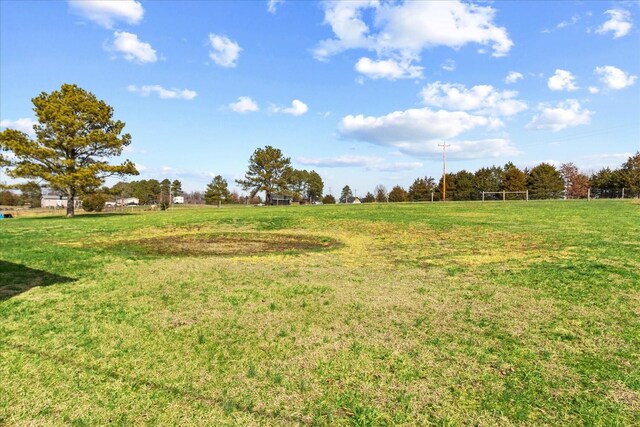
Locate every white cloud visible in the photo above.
<box><xmin>0</xmin><ymin>118</ymin><xmax>36</xmax><ymax>136</ymax></box>
<box><xmin>107</xmin><ymin>31</ymin><xmax>157</xmax><ymax>64</ymax></box>
<box><xmin>505</xmin><ymin>71</ymin><xmax>523</xmax><ymax>84</ymax></box>
<box><xmin>394</xmin><ymin>139</ymin><xmax>520</xmax><ymax>160</ymax></box>
<box><xmin>314</xmin><ymin>1</ymin><xmax>512</xmax><ymax>61</ymax></box>
<box><xmin>69</xmin><ymin>0</ymin><xmax>144</xmax><ymax>29</ymax></box>
<box><xmin>127</xmin><ymin>85</ymin><xmax>197</xmax><ymax>100</ymax></box>
<box><xmin>339</xmin><ymin>108</ymin><xmax>501</xmax><ymax>145</ymax></box>
<box><xmin>548</xmin><ymin>69</ymin><xmax>578</xmax><ymax>91</ymax></box>
<box><xmin>270</xmin><ymin>99</ymin><xmax>308</xmax><ymax>116</ymax></box>
<box><xmin>267</xmin><ymin>0</ymin><xmax>284</xmax><ymax>14</ymax></box>
<box><xmin>354</xmin><ymin>57</ymin><xmax>423</xmax><ymax>80</ymax></box>
<box><xmin>296</xmin><ymin>155</ymin><xmax>423</xmax><ymax>171</ymax></box>
<box><xmin>596</xmin><ymin>9</ymin><xmax>633</xmax><ymax>39</ymax></box>
<box><xmin>527</xmin><ymin>100</ymin><xmax>592</xmax><ymax>132</ymax></box>
<box><xmin>588</xmin><ymin>86</ymin><xmax>600</xmax><ymax>94</ymax></box>
<box><xmin>420</xmin><ymin>82</ymin><xmax>527</xmax><ymax>116</ymax></box>
<box><xmin>297</xmin><ymin>155</ymin><xmax>384</xmax><ymax>168</ymax></box>
<box><xmin>228</xmin><ymin>96</ymin><xmax>259</xmax><ymax>113</ymax></box>
<box><xmin>441</xmin><ymin>59</ymin><xmax>456</xmax><ymax>72</ymax></box>
<box><xmin>208</xmin><ymin>34</ymin><xmax>241</xmax><ymax>68</ymax></box>
<box><xmin>595</xmin><ymin>65</ymin><xmax>637</xmax><ymax>90</ymax></box>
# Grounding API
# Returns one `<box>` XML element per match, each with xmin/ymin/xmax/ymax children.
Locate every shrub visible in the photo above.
<box><xmin>82</xmin><ymin>193</ymin><xmax>110</xmax><ymax>212</ymax></box>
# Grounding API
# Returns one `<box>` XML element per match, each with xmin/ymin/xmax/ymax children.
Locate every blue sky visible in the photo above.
<box><xmin>1</xmin><ymin>1</ymin><xmax>639</xmax><ymax>195</ymax></box>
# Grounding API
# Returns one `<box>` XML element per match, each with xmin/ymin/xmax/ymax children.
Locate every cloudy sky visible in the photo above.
<box><xmin>1</xmin><ymin>1</ymin><xmax>639</xmax><ymax>195</ymax></box>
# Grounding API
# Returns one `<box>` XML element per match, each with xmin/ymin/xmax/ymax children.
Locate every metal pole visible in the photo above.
<box><xmin>438</xmin><ymin>142</ymin><xmax>450</xmax><ymax>202</ymax></box>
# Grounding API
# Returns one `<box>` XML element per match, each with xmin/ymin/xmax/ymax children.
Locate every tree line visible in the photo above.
<box><xmin>334</xmin><ymin>155</ymin><xmax>639</xmax><ymax>203</ymax></box>
<box><xmin>1</xmin><ymin>84</ymin><xmax>638</xmax><ymax>216</ymax></box>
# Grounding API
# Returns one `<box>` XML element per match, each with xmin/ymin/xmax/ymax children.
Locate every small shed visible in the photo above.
<box><xmin>270</xmin><ymin>194</ymin><xmax>291</xmax><ymax>206</ymax></box>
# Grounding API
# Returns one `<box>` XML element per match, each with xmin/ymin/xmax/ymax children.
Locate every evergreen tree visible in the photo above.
<box><xmin>408</xmin><ymin>177</ymin><xmax>435</xmax><ymax>201</ymax></box>
<box><xmin>171</xmin><ymin>179</ymin><xmax>183</xmax><ymax>196</ymax></box>
<box><xmin>340</xmin><ymin>185</ymin><xmax>353</xmax><ymax>203</ymax></box>
<box><xmin>236</xmin><ymin>146</ymin><xmax>292</xmax><ymax>204</ymax></box>
<box><xmin>205</xmin><ymin>175</ymin><xmax>231</xmax><ymax>207</ymax></box>
<box><xmin>620</xmin><ymin>151</ymin><xmax>640</xmax><ymax>197</ymax></box>
<box><xmin>527</xmin><ymin>163</ymin><xmax>564</xmax><ymax>199</ymax></box>
<box><xmin>0</xmin><ymin>84</ymin><xmax>138</xmax><ymax>216</ymax></box>
<box><xmin>362</xmin><ymin>192</ymin><xmax>375</xmax><ymax>203</ymax></box>
<box><xmin>455</xmin><ymin>170</ymin><xmax>476</xmax><ymax>200</ymax></box>
<box><xmin>388</xmin><ymin>185</ymin><xmax>408</xmax><ymax>202</ymax></box>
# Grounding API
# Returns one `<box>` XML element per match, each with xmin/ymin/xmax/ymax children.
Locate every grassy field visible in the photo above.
<box><xmin>1</xmin><ymin>201</ymin><xmax>639</xmax><ymax>426</ymax></box>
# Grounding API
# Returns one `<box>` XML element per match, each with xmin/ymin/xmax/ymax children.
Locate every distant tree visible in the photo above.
<box><xmin>322</xmin><ymin>194</ymin><xmax>336</xmax><ymax>204</ymax></box>
<box><xmin>82</xmin><ymin>192</ymin><xmax>110</xmax><ymax>212</ymax></box>
<box><xmin>528</xmin><ymin>163</ymin><xmax>564</xmax><ymax>199</ymax></box>
<box><xmin>0</xmin><ymin>84</ymin><xmax>138</xmax><ymax>217</ymax></box>
<box><xmin>1</xmin><ymin>190</ymin><xmax>18</xmax><ymax>205</ymax></box>
<box><xmin>362</xmin><ymin>192</ymin><xmax>375</xmax><ymax>203</ymax></box>
<box><xmin>474</xmin><ymin>166</ymin><xmax>504</xmax><ymax>194</ymax></box>
<box><xmin>159</xmin><ymin>178</ymin><xmax>171</xmax><ymax>209</ymax></box>
<box><xmin>455</xmin><ymin>170</ymin><xmax>476</xmax><ymax>200</ymax></box>
<box><xmin>408</xmin><ymin>177</ymin><xmax>435</xmax><ymax>201</ymax></box>
<box><xmin>236</xmin><ymin>146</ymin><xmax>292</xmax><ymax>204</ymax></box>
<box><xmin>436</xmin><ymin>173</ymin><xmax>456</xmax><ymax>201</ymax></box>
<box><xmin>590</xmin><ymin>167</ymin><xmax>623</xmax><ymax>190</ymax></box>
<box><xmin>388</xmin><ymin>185</ymin><xmax>409</xmax><ymax>202</ymax></box>
<box><xmin>374</xmin><ymin>184</ymin><xmax>387</xmax><ymax>202</ymax></box>
<box><xmin>340</xmin><ymin>185</ymin><xmax>353</xmax><ymax>203</ymax></box>
<box><xmin>205</xmin><ymin>175</ymin><xmax>231</xmax><ymax>207</ymax></box>
<box><xmin>559</xmin><ymin>162</ymin><xmax>590</xmax><ymax>198</ymax></box>
<box><xmin>502</xmin><ymin>163</ymin><xmax>527</xmax><ymax>199</ymax></box>
<box><xmin>620</xmin><ymin>151</ymin><xmax>640</xmax><ymax>196</ymax></box>
<box><xmin>307</xmin><ymin>170</ymin><xmax>324</xmax><ymax>202</ymax></box>
<box><xmin>171</xmin><ymin>179</ymin><xmax>183</xmax><ymax>196</ymax></box>
<box><xmin>185</xmin><ymin>191</ymin><xmax>205</xmax><ymax>204</ymax></box>
<box><xmin>15</xmin><ymin>181</ymin><xmax>42</xmax><ymax>207</ymax></box>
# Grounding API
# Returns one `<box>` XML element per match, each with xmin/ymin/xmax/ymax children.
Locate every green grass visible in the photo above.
<box><xmin>1</xmin><ymin>200</ymin><xmax>639</xmax><ymax>425</ymax></box>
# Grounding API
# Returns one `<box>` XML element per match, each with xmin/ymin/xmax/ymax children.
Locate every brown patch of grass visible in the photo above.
<box><xmin>104</xmin><ymin>232</ymin><xmax>340</xmax><ymax>257</ymax></box>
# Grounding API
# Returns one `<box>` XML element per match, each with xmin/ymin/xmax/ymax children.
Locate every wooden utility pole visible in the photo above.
<box><xmin>438</xmin><ymin>143</ymin><xmax>450</xmax><ymax>202</ymax></box>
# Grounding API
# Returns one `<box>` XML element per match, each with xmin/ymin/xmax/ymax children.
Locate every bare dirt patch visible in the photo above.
<box><xmin>106</xmin><ymin>232</ymin><xmax>341</xmax><ymax>257</ymax></box>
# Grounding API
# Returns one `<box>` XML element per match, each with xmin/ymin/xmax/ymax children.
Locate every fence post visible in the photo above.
<box><xmin>503</xmin><ymin>190</ymin><xmax>506</xmax><ymax>201</ymax></box>
<box><xmin>622</xmin><ymin>188</ymin><xmax>625</xmax><ymax>199</ymax></box>
<box><xmin>588</xmin><ymin>188</ymin><xmax>591</xmax><ymax>201</ymax></box>
<box><xmin>526</xmin><ymin>190</ymin><xmax>529</xmax><ymax>202</ymax></box>
<box><xmin>482</xmin><ymin>191</ymin><xmax>484</xmax><ymax>202</ymax></box>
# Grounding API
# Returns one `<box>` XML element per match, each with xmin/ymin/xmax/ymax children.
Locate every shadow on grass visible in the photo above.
<box><xmin>0</xmin><ymin>260</ymin><xmax>76</xmax><ymax>301</ymax></box>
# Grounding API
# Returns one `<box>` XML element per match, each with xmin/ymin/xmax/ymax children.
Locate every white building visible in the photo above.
<box><xmin>116</xmin><ymin>197</ymin><xmax>139</xmax><ymax>206</ymax></box>
<box><xmin>41</xmin><ymin>194</ymin><xmax>82</xmax><ymax>209</ymax></box>
<box><xmin>173</xmin><ymin>196</ymin><xmax>184</xmax><ymax>204</ymax></box>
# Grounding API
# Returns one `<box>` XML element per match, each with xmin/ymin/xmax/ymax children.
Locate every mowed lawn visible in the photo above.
<box><xmin>1</xmin><ymin>201</ymin><xmax>639</xmax><ymax>426</ymax></box>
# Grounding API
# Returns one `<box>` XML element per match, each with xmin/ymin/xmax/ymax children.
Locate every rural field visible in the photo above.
<box><xmin>1</xmin><ymin>200</ymin><xmax>639</xmax><ymax>426</ymax></box>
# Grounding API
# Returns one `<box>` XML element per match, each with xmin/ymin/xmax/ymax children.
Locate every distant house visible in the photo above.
<box><xmin>116</xmin><ymin>197</ymin><xmax>139</xmax><ymax>206</ymax></box>
<box><xmin>344</xmin><ymin>196</ymin><xmax>361</xmax><ymax>204</ymax></box>
<box><xmin>270</xmin><ymin>194</ymin><xmax>291</xmax><ymax>205</ymax></box>
<box><xmin>41</xmin><ymin>192</ymin><xmax>82</xmax><ymax>209</ymax></box>
<box><xmin>173</xmin><ymin>196</ymin><xmax>184</xmax><ymax>204</ymax></box>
